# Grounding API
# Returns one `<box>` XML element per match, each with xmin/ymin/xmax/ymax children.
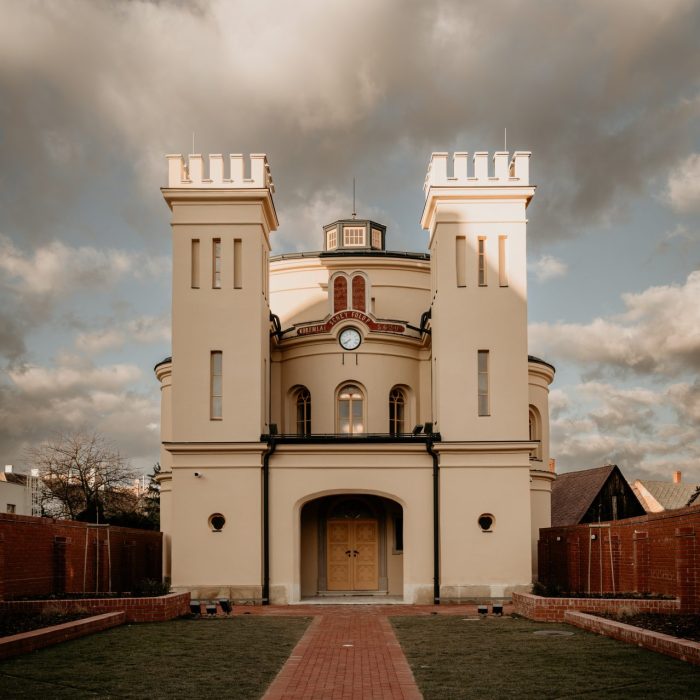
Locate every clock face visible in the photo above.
<box><xmin>339</xmin><ymin>327</ymin><xmax>362</xmax><ymax>350</ymax></box>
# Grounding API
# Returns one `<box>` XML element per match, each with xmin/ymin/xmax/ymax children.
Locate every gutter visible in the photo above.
<box><xmin>426</xmin><ymin>435</ymin><xmax>440</xmax><ymax>605</ymax></box>
<box><xmin>261</xmin><ymin>435</ymin><xmax>277</xmax><ymax>605</ymax></box>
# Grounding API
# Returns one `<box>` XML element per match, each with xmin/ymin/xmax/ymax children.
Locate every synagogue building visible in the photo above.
<box><xmin>155</xmin><ymin>150</ymin><xmax>555</xmax><ymax>604</ymax></box>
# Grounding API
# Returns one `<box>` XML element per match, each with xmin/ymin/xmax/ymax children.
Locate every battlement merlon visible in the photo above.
<box><xmin>423</xmin><ymin>151</ymin><xmax>532</xmax><ymax>195</ymax></box>
<box><xmin>166</xmin><ymin>153</ymin><xmax>275</xmax><ymax>192</ymax></box>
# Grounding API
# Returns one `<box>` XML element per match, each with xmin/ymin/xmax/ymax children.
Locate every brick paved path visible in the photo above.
<box><xmin>259</xmin><ymin>603</ymin><xmax>512</xmax><ymax>700</ymax></box>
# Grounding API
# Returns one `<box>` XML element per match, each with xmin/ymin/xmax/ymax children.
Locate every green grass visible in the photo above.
<box><xmin>391</xmin><ymin>615</ymin><xmax>700</xmax><ymax>699</ymax></box>
<box><xmin>0</xmin><ymin>616</ymin><xmax>310</xmax><ymax>699</ymax></box>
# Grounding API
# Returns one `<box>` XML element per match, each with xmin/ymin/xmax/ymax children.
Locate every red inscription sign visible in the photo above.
<box><xmin>296</xmin><ymin>311</ymin><xmax>405</xmax><ymax>337</ymax></box>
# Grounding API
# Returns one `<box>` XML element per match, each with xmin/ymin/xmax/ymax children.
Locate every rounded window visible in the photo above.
<box><xmin>478</xmin><ymin>514</ymin><xmax>494</xmax><ymax>532</ymax></box>
<box><xmin>209</xmin><ymin>513</ymin><xmax>226</xmax><ymax>532</ymax></box>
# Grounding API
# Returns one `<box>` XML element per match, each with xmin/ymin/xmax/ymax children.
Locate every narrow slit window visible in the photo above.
<box><xmin>191</xmin><ymin>239</ymin><xmax>200</xmax><ymax>288</ymax></box>
<box><xmin>478</xmin><ymin>350</ymin><xmax>489</xmax><ymax>416</ymax></box>
<box><xmin>212</xmin><ymin>238</ymin><xmax>222</xmax><ymax>289</ymax></box>
<box><xmin>498</xmin><ymin>235</ymin><xmax>508</xmax><ymax>287</ymax></box>
<box><xmin>478</xmin><ymin>237</ymin><xmax>487</xmax><ymax>287</ymax></box>
<box><xmin>210</xmin><ymin>351</ymin><xmax>222</xmax><ymax>419</ymax></box>
<box><xmin>296</xmin><ymin>387</ymin><xmax>311</xmax><ymax>436</ymax></box>
<box><xmin>456</xmin><ymin>236</ymin><xmax>466</xmax><ymax>287</ymax></box>
<box><xmin>389</xmin><ymin>388</ymin><xmax>406</xmax><ymax>436</ymax></box>
<box><xmin>233</xmin><ymin>239</ymin><xmax>242</xmax><ymax>289</ymax></box>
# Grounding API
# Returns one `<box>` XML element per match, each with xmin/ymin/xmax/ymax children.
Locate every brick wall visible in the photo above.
<box><xmin>538</xmin><ymin>505</ymin><xmax>700</xmax><ymax>612</ymax></box>
<box><xmin>0</xmin><ymin>513</ymin><xmax>162</xmax><ymax>599</ymax></box>
<box><xmin>513</xmin><ymin>591</ymin><xmax>680</xmax><ymax>622</ymax></box>
<box><xmin>0</xmin><ymin>592</ymin><xmax>190</xmax><ymax>623</ymax></box>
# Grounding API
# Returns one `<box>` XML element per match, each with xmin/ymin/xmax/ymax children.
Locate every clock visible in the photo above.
<box><xmin>339</xmin><ymin>327</ymin><xmax>362</xmax><ymax>350</ymax></box>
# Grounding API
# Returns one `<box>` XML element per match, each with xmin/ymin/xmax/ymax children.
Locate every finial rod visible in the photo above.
<box><xmin>352</xmin><ymin>177</ymin><xmax>356</xmax><ymax>219</ymax></box>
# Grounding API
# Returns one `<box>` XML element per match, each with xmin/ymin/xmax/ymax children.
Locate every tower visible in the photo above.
<box><xmin>162</xmin><ymin>153</ymin><xmax>278</xmax><ymax>442</ymax></box>
<box><xmin>159</xmin><ymin>153</ymin><xmax>278</xmax><ymax>598</ymax></box>
<box><xmin>421</xmin><ymin>151</ymin><xmax>536</xmax><ymax>599</ymax></box>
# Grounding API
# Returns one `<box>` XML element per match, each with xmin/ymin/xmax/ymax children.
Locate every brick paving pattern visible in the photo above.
<box><xmin>260</xmin><ymin>603</ymin><xmax>507</xmax><ymax>699</ymax></box>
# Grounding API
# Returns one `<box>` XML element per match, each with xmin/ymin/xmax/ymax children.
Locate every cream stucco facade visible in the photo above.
<box><xmin>156</xmin><ymin>150</ymin><xmax>555</xmax><ymax>604</ymax></box>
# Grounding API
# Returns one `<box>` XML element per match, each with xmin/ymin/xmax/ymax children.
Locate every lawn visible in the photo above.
<box><xmin>391</xmin><ymin>614</ymin><xmax>700</xmax><ymax>699</ymax></box>
<box><xmin>0</xmin><ymin>616</ymin><xmax>310</xmax><ymax>699</ymax></box>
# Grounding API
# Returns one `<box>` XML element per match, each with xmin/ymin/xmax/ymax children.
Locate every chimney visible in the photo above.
<box><xmin>673</xmin><ymin>470</ymin><xmax>682</xmax><ymax>484</ymax></box>
<box><xmin>4</xmin><ymin>465</ymin><xmax>12</xmax><ymax>474</ymax></box>
<box><xmin>548</xmin><ymin>458</ymin><xmax>556</xmax><ymax>473</ymax></box>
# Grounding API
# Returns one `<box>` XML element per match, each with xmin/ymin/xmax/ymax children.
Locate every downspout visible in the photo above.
<box><xmin>426</xmin><ymin>436</ymin><xmax>440</xmax><ymax>604</ymax></box>
<box><xmin>262</xmin><ymin>436</ymin><xmax>277</xmax><ymax>605</ymax></box>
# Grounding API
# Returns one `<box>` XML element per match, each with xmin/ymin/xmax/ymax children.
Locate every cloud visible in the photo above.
<box><xmin>550</xmin><ymin>380</ymin><xmax>700</xmax><ymax>481</ymax></box>
<box><xmin>0</xmin><ymin>355</ymin><xmax>158</xmax><ymax>471</ymax></box>
<box><xmin>0</xmin><ymin>236</ymin><xmax>169</xmax><ymax>297</ymax></box>
<box><xmin>664</xmin><ymin>153</ymin><xmax>700</xmax><ymax>213</ymax></box>
<box><xmin>75</xmin><ymin>315</ymin><xmax>171</xmax><ymax>355</ymax></box>
<box><xmin>530</xmin><ymin>271</ymin><xmax>700</xmax><ymax>377</ymax></box>
<box><xmin>529</xmin><ymin>255</ymin><xmax>568</xmax><ymax>282</ymax></box>
<box><xmin>0</xmin><ymin>1</ymin><xmax>699</xmax><ymax>247</ymax></box>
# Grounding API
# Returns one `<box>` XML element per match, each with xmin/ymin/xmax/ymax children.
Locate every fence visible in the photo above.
<box><xmin>538</xmin><ymin>505</ymin><xmax>699</xmax><ymax>612</ymax></box>
<box><xmin>0</xmin><ymin>513</ymin><xmax>162</xmax><ymax>599</ymax></box>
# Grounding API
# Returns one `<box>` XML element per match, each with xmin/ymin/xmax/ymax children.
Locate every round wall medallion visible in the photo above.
<box><xmin>339</xmin><ymin>327</ymin><xmax>362</xmax><ymax>350</ymax></box>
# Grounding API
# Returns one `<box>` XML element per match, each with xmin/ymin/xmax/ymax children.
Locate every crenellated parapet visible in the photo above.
<box><xmin>423</xmin><ymin>151</ymin><xmax>531</xmax><ymax>196</ymax></box>
<box><xmin>166</xmin><ymin>153</ymin><xmax>274</xmax><ymax>191</ymax></box>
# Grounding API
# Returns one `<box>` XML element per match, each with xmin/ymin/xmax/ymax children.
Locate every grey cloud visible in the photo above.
<box><xmin>1</xmin><ymin>0</ymin><xmax>699</xmax><ymax>253</ymax></box>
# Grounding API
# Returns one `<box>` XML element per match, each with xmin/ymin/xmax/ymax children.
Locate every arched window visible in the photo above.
<box><xmin>351</xmin><ymin>275</ymin><xmax>366</xmax><ymax>312</ymax></box>
<box><xmin>338</xmin><ymin>384</ymin><xmax>364</xmax><ymax>435</ymax></box>
<box><xmin>333</xmin><ymin>276</ymin><xmax>348</xmax><ymax>313</ymax></box>
<box><xmin>296</xmin><ymin>388</ymin><xmax>311</xmax><ymax>436</ymax></box>
<box><xmin>529</xmin><ymin>406</ymin><xmax>542</xmax><ymax>460</ymax></box>
<box><xmin>389</xmin><ymin>388</ymin><xmax>405</xmax><ymax>436</ymax></box>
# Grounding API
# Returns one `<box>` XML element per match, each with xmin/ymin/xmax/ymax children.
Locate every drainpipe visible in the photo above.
<box><xmin>262</xmin><ymin>436</ymin><xmax>277</xmax><ymax>605</ymax></box>
<box><xmin>426</xmin><ymin>436</ymin><xmax>440</xmax><ymax>604</ymax></box>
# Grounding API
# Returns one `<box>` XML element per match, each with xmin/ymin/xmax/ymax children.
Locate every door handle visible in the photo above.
<box><xmin>345</xmin><ymin>550</ymin><xmax>351</xmax><ymax>557</ymax></box>
<box><xmin>353</xmin><ymin>549</ymin><xmax>359</xmax><ymax>557</ymax></box>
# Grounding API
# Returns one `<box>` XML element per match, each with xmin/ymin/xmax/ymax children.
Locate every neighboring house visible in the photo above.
<box><xmin>632</xmin><ymin>471</ymin><xmax>700</xmax><ymax>513</ymax></box>
<box><xmin>0</xmin><ymin>465</ymin><xmax>41</xmax><ymax>516</ymax></box>
<box><xmin>156</xmin><ymin>149</ymin><xmax>556</xmax><ymax>605</ymax></box>
<box><xmin>551</xmin><ymin>464</ymin><xmax>645</xmax><ymax>527</ymax></box>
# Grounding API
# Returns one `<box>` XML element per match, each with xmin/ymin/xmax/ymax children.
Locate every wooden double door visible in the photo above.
<box><xmin>327</xmin><ymin>519</ymin><xmax>379</xmax><ymax>591</ymax></box>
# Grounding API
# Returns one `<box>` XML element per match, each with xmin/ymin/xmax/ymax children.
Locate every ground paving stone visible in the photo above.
<box><xmin>258</xmin><ymin>603</ymin><xmax>504</xmax><ymax>699</ymax></box>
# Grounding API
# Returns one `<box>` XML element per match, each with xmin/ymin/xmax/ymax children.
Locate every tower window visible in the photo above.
<box><xmin>212</xmin><ymin>238</ymin><xmax>222</xmax><ymax>289</ymax></box>
<box><xmin>327</xmin><ymin>228</ymin><xmax>338</xmax><ymax>250</ymax></box>
<box><xmin>333</xmin><ymin>276</ymin><xmax>348</xmax><ymax>313</ymax></box>
<box><xmin>191</xmin><ymin>239</ymin><xmax>200</xmax><ymax>288</ymax></box>
<box><xmin>529</xmin><ymin>406</ymin><xmax>542</xmax><ymax>460</ymax></box>
<box><xmin>389</xmin><ymin>388</ymin><xmax>406</xmax><ymax>436</ymax></box>
<box><xmin>478</xmin><ymin>237</ymin><xmax>487</xmax><ymax>287</ymax></box>
<box><xmin>338</xmin><ymin>384</ymin><xmax>364</xmax><ymax>434</ymax></box>
<box><xmin>343</xmin><ymin>226</ymin><xmax>365</xmax><ymax>247</ymax></box>
<box><xmin>296</xmin><ymin>387</ymin><xmax>311</xmax><ymax>436</ymax></box>
<box><xmin>371</xmin><ymin>228</ymin><xmax>382</xmax><ymax>249</ymax></box>
<box><xmin>351</xmin><ymin>275</ymin><xmax>366</xmax><ymax>312</ymax></box>
<box><xmin>210</xmin><ymin>351</ymin><xmax>223</xmax><ymax>419</ymax></box>
<box><xmin>478</xmin><ymin>350</ymin><xmax>489</xmax><ymax>416</ymax></box>
<box><xmin>498</xmin><ymin>235</ymin><xmax>508</xmax><ymax>287</ymax></box>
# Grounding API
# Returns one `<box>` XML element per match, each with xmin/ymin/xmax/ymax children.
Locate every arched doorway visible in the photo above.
<box><xmin>300</xmin><ymin>494</ymin><xmax>403</xmax><ymax>598</ymax></box>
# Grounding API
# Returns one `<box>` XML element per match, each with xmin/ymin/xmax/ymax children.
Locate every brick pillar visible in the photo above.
<box><xmin>537</xmin><ymin>537</ymin><xmax>550</xmax><ymax>584</ymax></box>
<box><xmin>567</xmin><ymin>536</ymin><xmax>581</xmax><ymax>593</ymax></box>
<box><xmin>53</xmin><ymin>536</ymin><xmax>67</xmax><ymax>595</ymax></box>
<box><xmin>633</xmin><ymin>531</ymin><xmax>650</xmax><ymax>594</ymax></box>
<box><xmin>676</xmin><ymin>527</ymin><xmax>698</xmax><ymax>613</ymax></box>
<box><xmin>0</xmin><ymin>533</ymin><xmax>5</xmax><ymax>600</ymax></box>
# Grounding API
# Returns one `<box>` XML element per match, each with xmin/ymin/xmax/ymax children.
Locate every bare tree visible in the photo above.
<box><xmin>28</xmin><ymin>431</ymin><xmax>137</xmax><ymax>521</ymax></box>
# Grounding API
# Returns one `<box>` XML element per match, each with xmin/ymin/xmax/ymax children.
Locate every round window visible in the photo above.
<box><xmin>209</xmin><ymin>513</ymin><xmax>226</xmax><ymax>532</ymax></box>
<box><xmin>478</xmin><ymin>514</ymin><xmax>494</xmax><ymax>532</ymax></box>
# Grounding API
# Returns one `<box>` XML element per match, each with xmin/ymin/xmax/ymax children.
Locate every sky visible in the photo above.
<box><xmin>1</xmin><ymin>0</ymin><xmax>699</xmax><ymax>482</ymax></box>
